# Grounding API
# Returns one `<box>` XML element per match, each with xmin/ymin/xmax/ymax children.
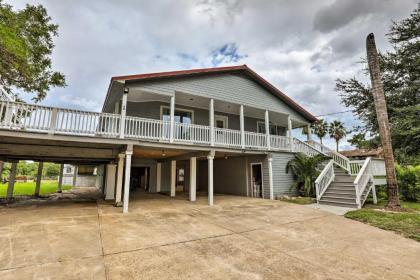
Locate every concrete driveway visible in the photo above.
<box><xmin>0</xmin><ymin>192</ymin><xmax>419</xmax><ymax>279</ymax></box>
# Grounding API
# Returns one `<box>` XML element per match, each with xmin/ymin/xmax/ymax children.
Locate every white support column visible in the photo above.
<box><xmin>170</xmin><ymin>160</ymin><xmax>176</xmax><ymax>197</ymax></box>
<box><xmin>6</xmin><ymin>162</ymin><xmax>17</xmax><ymax>200</ymax></box>
<box><xmin>123</xmin><ymin>145</ymin><xmax>133</xmax><ymax>213</ymax></box>
<box><xmin>57</xmin><ymin>164</ymin><xmax>64</xmax><ymax>193</ymax></box>
<box><xmin>115</xmin><ymin>153</ymin><xmax>125</xmax><ymax>206</ymax></box>
<box><xmin>287</xmin><ymin>116</ymin><xmax>293</xmax><ymax>152</ymax></box>
<box><xmin>268</xmin><ymin>155</ymin><xmax>274</xmax><ymax>200</ymax></box>
<box><xmin>105</xmin><ymin>164</ymin><xmax>117</xmax><ymax>200</ymax></box>
<box><xmin>156</xmin><ymin>162</ymin><xmax>162</xmax><ymax>193</ymax></box>
<box><xmin>72</xmin><ymin>165</ymin><xmax>78</xmax><ymax>189</ymax></box>
<box><xmin>307</xmin><ymin>124</ymin><xmax>312</xmax><ymax>142</ymax></box>
<box><xmin>240</xmin><ymin>105</ymin><xmax>245</xmax><ymax>149</ymax></box>
<box><xmin>265</xmin><ymin>110</ymin><xmax>270</xmax><ymax>150</ymax></box>
<box><xmin>49</xmin><ymin>108</ymin><xmax>58</xmax><ymax>134</ymax></box>
<box><xmin>169</xmin><ymin>95</ymin><xmax>175</xmax><ymax>143</ymax></box>
<box><xmin>209</xmin><ymin>98</ymin><xmax>215</xmax><ymax>146</ymax></box>
<box><xmin>207</xmin><ymin>151</ymin><xmax>215</xmax><ymax>206</ymax></box>
<box><xmin>372</xmin><ymin>185</ymin><xmax>378</xmax><ymax>204</ymax></box>
<box><xmin>35</xmin><ymin>162</ymin><xmax>43</xmax><ymax>197</ymax></box>
<box><xmin>189</xmin><ymin>157</ymin><xmax>197</xmax><ymax>202</ymax></box>
<box><xmin>120</xmin><ymin>88</ymin><xmax>128</xmax><ymax>138</ymax></box>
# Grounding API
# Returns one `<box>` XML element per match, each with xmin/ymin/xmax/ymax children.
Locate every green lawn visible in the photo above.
<box><xmin>345</xmin><ymin>200</ymin><xmax>420</xmax><ymax>242</ymax></box>
<box><xmin>0</xmin><ymin>181</ymin><xmax>72</xmax><ymax>198</ymax></box>
<box><xmin>278</xmin><ymin>196</ymin><xmax>316</xmax><ymax>205</ymax></box>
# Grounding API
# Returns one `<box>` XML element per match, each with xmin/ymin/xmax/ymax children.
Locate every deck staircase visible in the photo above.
<box><xmin>318</xmin><ymin>166</ymin><xmax>371</xmax><ymax>208</ymax></box>
<box><xmin>298</xmin><ymin>140</ymin><xmax>383</xmax><ymax>209</ymax></box>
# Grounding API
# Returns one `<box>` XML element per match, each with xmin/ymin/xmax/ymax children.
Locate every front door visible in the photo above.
<box><xmin>251</xmin><ymin>163</ymin><xmax>263</xmax><ymax>198</ymax></box>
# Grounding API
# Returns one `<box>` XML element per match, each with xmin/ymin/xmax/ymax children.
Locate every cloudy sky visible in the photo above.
<box><xmin>12</xmin><ymin>0</ymin><xmax>417</xmax><ymax>150</ymax></box>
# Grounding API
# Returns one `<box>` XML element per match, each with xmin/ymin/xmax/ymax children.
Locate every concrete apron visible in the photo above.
<box><xmin>0</xmin><ymin>193</ymin><xmax>419</xmax><ymax>280</ymax></box>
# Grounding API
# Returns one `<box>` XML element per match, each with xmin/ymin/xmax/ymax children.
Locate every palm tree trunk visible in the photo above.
<box><xmin>366</xmin><ymin>33</ymin><xmax>400</xmax><ymax>208</ymax></box>
<box><xmin>336</xmin><ymin>141</ymin><xmax>339</xmax><ymax>152</ymax></box>
<box><xmin>320</xmin><ymin>138</ymin><xmax>323</xmax><ymax>145</ymax></box>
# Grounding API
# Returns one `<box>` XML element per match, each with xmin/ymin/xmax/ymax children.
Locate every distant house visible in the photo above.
<box><xmin>62</xmin><ymin>164</ymin><xmax>104</xmax><ymax>189</ymax></box>
<box><xmin>340</xmin><ymin>148</ymin><xmax>384</xmax><ymax>160</ymax></box>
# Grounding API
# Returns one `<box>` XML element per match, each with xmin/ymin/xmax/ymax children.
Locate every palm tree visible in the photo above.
<box><xmin>366</xmin><ymin>33</ymin><xmax>400</xmax><ymax>208</ymax></box>
<box><xmin>313</xmin><ymin>119</ymin><xmax>328</xmax><ymax>144</ymax></box>
<box><xmin>329</xmin><ymin>120</ymin><xmax>346</xmax><ymax>152</ymax></box>
<box><xmin>286</xmin><ymin>153</ymin><xmax>327</xmax><ymax>197</ymax></box>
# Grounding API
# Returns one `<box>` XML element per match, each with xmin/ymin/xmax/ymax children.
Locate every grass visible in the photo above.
<box><xmin>345</xmin><ymin>200</ymin><xmax>420</xmax><ymax>242</ymax></box>
<box><xmin>0</xmin><ymin>181</ymin><xmax>72</xmax><ymax>198</ymax></box>
<box><xmin>277</xmin><ymin>196</ymin><xmax>315</xmax><ymax>205</ymax></box>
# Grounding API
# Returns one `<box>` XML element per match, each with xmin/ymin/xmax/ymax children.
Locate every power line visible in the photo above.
<box><xmin>315</xmin><ymin>110</ymin><xmax>352</xmax><ymax>117</ymax></box>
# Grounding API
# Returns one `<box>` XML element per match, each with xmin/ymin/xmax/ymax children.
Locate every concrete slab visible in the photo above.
<box><xmin>1</xmin><ymin>192</ymin><xmax>419</xmax><ymax>279</ymax></box>
<box><xmin>305</xmin><ymin>203</ymin><xmax>355</xmax><ymax>215</ymax></box>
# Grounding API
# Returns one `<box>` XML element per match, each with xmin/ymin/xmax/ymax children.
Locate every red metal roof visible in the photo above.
<box><xmin>110</xmin><ymin>65</ymin><xmax>318</xmax><ymax>122</ymax></box>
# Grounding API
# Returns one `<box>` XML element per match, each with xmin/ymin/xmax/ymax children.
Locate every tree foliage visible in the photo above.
<box><xmin>0</xmin><ymin>1</ymin><xmax>65</xmax><ymax>101</ymax></box>
<box><xmin>286</xmin><ymin>153</ymin><xmax>327</xmax><ymax>197</ymax></box>
<box><xmin>336</xmin><ymin>7</ymin><xmax>419</xmax><ymax>165</ymax></box>
<box><xmin>329</xmin><ymin>120</ymin><xmax>346</xmax><ymax>152</ymax></box>
<box><xmin>312</xmin><ymin>119</ymin><xmax>328</xmax><ymax>144</ymax></box>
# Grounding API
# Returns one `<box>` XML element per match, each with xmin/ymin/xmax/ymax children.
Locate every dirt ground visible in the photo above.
<box><xmin>0</xmin><ymin>190</ymin><xmax>419</xmax><ymax>279</ymax></box>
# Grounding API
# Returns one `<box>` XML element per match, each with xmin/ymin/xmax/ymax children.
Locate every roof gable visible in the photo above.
<box><xmin>105</xmin><ymin>65</ymin><xmax>317</xmax><ymax>122</ymax></box>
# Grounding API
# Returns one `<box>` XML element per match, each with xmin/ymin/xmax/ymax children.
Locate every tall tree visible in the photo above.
<box><xmin>336</xmin><ymin>7</ymin><xmax>419</xmax><ymax>165</ymax></box>
<box><xmin>329</xmin><ymin>120</ymin><xmax>346</xmax><ymax>152</ymax></box>
<box><xmin>313</xmin><ymin>119</ymin><xmax>328</xmax><ymax>144</ymax></box>
<box><xmin>0</xmin><ymin>1</ymin><xmax>65</xmax><ymax>101</ymax></box>
<box><xmin>366</xmin><ymin>33</ymin><xmax>400</xmax><ymax>208</ymax></box>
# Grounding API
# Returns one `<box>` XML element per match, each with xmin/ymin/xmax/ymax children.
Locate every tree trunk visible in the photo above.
<box><xmin>366</xmin><ymin>33</ymin><xmax>400</xmax><ymax>208</ymax></box>
<box><xmin>336</xmin><ymin>141</ymin><xmax>339</xmax><ymax>152</ymax></box>
<box><xmin>320</xmin><ymin>138</ymin><xmax>323</xmax><ymax>145</ymax></box>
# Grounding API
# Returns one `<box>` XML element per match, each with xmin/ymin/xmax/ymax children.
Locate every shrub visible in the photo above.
<box><xmin>396</xmin><ymin>165</ymin><xmax>420</xmax><ymax>202</ymax></box>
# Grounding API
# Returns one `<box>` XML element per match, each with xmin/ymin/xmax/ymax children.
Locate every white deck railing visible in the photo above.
<box><xmin>0</xmin><ymin>100</ymin><xmax>295</xmax><ymax>151</ymax></box>
<box><xmin>174</xmin><ymin>122</ymin><xmax>210</xmax><ymax>144</ymax></box>
<box><xmin>353</xmin><ymin>157</ymin><xmax>374</xmax><ymax>208</ymax></box>
<box><xmin>244</xmin><ymin>131</ymin><xmax>267</xmax><ymax>149</ymax></box>
<box><xmin>214</xmin><ymin>127</ymin><xmax>241</xmax><ymax>147</ymax></box>
<box><xmin>293</xmin><ymin>138</ymin><xmax>326</xmax><ymax>157</ymax></box>
<box><xmin>349</xmin><ymin>159</ymin><xmax>386</xmax><ymax>176</ymax></box>
<box><xmin>315</xmin><ymin>160</ymin><xmax>335</xmax><ymax>203</ymax></box>
<box><xmin>308</xmin><ymin>140</ymin><xmax>350</xmax><ymax>171</ymax></box>
<box><xmin>270</xmin><ymin>135</ymin><xmax>290</xmax><ymax>151</ymax></box>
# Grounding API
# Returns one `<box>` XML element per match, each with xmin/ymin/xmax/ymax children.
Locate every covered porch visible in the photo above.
<box><xmin>113</xmin><ymin>144</ymin><xmax>270</xmax><ymax>213</ymax></box>
<box><xmin>103</xmin><ymin>83</ymin><xmax>313</xmax><ymax>151</ymax></box>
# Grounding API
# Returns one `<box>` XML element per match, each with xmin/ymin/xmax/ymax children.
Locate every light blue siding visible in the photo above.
<box><xmin>127</xmin><ymin>73</ymin><xmax>307</xmax><ymax>122</ymax></box>
<box><xmin>127</xmin><ymin>101</ymin><xmax>287</xmax><ymax>135</ymax></box>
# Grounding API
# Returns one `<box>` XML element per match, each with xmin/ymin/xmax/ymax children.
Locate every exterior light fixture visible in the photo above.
<box><xmin>124</xmin><ymin>88</ymin><xmax>129</xmax><ymax>94</ymax></box>
<box><xmin>161</xmin><ymin>150</ymin><xmax>166</xmax><ymax>157</ymax></box>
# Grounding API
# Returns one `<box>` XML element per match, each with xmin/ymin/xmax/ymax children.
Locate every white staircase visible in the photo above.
<box><xmin>295</xmin><ymin>139</ymin><xmax>383</xmax><ymax>209</ymax></box>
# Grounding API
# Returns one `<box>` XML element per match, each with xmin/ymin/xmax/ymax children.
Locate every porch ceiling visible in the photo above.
<box><xmin>133</xmin><ymin>147</ymin><xmax>186</xmax><ymax>159</ymax></box>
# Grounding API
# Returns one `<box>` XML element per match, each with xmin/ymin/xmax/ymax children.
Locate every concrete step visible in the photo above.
<box><xmin>319</xmin><ymin>200</ymin><xmax>359</xmax><ymax>208</ymax></box>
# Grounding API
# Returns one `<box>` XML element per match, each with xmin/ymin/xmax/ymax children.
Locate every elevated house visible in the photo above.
<box><xmin>0</xmin><ymin>65</ymin><xmax>385</xmax><ymax>211</ymax></box>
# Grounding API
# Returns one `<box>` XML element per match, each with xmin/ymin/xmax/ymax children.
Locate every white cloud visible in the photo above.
<box><xmin>10</xmin><ymin>0</ymin><xmax>417</xmax><ymax>151</ymax></box>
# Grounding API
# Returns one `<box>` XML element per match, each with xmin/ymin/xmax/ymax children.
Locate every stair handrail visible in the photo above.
<box><xmin>314</xmin><ymin>159</ymin><xmax>335</xmax><ymax>203</ymax></box>
<box><xmin>293</xmin><ymin>138</ymin><xmax>328</xmax><ymax>157</ymax></box>
<box><xmin>353</xmin><ymin>157</ymin><xmax>373</xmax><ymax>208</ymax></box>
<box><xmin>307</xmin><ymin>140</ymin><xmax>350</xmax><ymax>172</ymax></box>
